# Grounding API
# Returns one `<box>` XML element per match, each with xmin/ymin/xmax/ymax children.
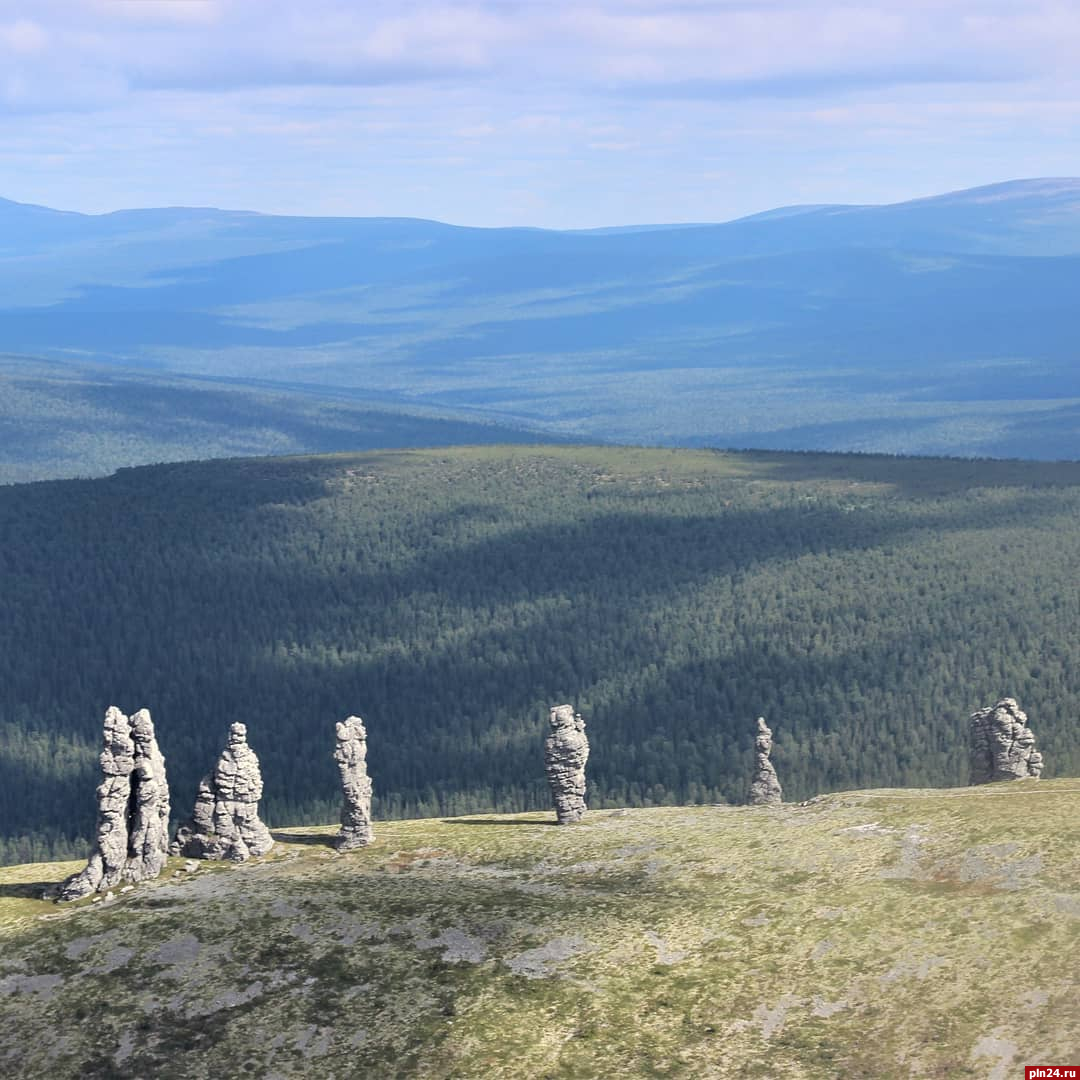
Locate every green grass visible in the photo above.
<box><xmin>1</xmin><ymin>782</ymin><xmax>1077</xmax><ymax>1078</ymax></box>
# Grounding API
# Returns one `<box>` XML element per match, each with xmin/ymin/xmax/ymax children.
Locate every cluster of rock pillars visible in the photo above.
<box><xmin>58</xmin><ymin>697</ymin><xmax>1044</xmax><ymax>901</ymax></box>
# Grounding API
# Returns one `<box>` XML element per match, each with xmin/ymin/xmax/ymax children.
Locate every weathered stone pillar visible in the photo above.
<box><xmin>171</xmin><ymin>722</ymin><xmax>273</xmax><ymax>861</ymax></box>
<box><xmin>748</xmin><ymin>716</ymin><xmax>783</xmax><ymax>805</ymax></box>
<box><xmin>969</xmin><ymin>698</ymin><xmax>1043</xmax><ymax>783</ymax></box>
<box><xmin>334</xmin><ymin>716</ymin><xmax>375</xmax><ymax>850</ymax></box>
<box><xmin>545</xmin><ymin>704</ymin><xmax>589</xmax><ymax>824</ymax></box>
<box><xmin>59</xmin><ymin>707</ymin><xmax>171</xmax><ymax>901</ymax></box>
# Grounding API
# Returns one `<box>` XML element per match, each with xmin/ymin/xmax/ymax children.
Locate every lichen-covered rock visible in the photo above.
<box><xmin>749</xmin><ymin>716</ymin><xmax>783</xmax><ymax>805</ymax></box>
<box><xmin>59</xmin><ymin>707</ymin><xmax>171</xmax><ymax>901</ymax></box>
<box><xmin>969</xmin><ymin>698</ymin><xmax>1044</xmax><ymax>784</ymax></box>
<box><xmin>171</xmin><ymin>722</ymin><xmax>274</xmax><ymax>861</ymax></box>
<box><xmin>545</xmin><ymin>705</ymin><xmax>589</xmax><ymax>824</ymax></box>
<box><xmin>334</xmin><ymin>716</ymin><xmax>374</xmax><ymax>850</ymax></box>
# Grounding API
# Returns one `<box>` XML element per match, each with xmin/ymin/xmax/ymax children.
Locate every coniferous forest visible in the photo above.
<box><xmin>1</xmin><ymin>444</ymin><xmax>1078</xmax><ymax>866</ymax></box>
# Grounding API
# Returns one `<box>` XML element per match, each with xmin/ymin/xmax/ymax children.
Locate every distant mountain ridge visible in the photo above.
<box><xmin>5</xmin><ymin>174</ymin><xmax>1080</xmax><ymax>230</ymax></box>
<box><xmin>3</xmin><ymin>178</ymin><xmax>1080</xmax><ymax>469</ymax></box>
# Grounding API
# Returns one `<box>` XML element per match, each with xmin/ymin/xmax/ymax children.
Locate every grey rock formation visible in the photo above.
<box><xmin>171</xmin><ymin>722</ymin><xmax>274</xmax><ymax>861</ymax></box>
<box><xmin>545</xmin><ymin>705</ymin><xmax>589</xmax><ymax>824</ymax></box>
<box><xmin>59</xmin><ymin>707</ymin><xmax>171</xmax><ymax>901</ymax></box>
<box><xmin>334</xmin><ymin>716</ymin><xmax>375</xmax><ymax>850</ymax></box>
<box><xmin>969</xmin><ymin>698</ymin><xmax>1044</xmax><ymax>784</ymax></box>
<box><xmin>749</xmin><ymin>716</ymin><xmax>783</xmax><ymax>805</ymax></box>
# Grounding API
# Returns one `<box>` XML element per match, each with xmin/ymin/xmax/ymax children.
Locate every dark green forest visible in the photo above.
<box><xmin>1</xmin><ymin>444</ymin><xmax>1078</xmax><ymax>866</ymax></box>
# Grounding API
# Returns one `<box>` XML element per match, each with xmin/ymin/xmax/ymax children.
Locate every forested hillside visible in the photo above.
<box><xmin>1</xmin><ymin>445</ymin><xmax>1079</xmax><ymax>865</ymax></box>
<box><xmin>0</xmin><ymin>354</ymin><xmax>560</xmax><ymax>484</ymax></box>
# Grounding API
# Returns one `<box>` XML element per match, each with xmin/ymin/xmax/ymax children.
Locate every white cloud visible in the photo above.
<box><xmin>0</xmin><ymin>2</ymin><xmax>1072</xmax><ymax>114</ymax></box>
<box><xmin>91</xmin><ymin>1</ymin><xmax>222</xmax><ymax>24</ymax></box>
<box><xmin>0</xmin><ymin>1</ymin><xmax>1077</xmax><ymax>226</ymax></box>
<box><xmin>0</xmin><ymin>18</ymin><xmax>48</xmax><ymax>53</ymax></box>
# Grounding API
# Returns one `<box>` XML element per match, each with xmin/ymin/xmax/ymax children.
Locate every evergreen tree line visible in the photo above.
<box><xmin>1</xmin><ymin>445</ymin><xmax>1078</xmax><ymax>865</ymax></box>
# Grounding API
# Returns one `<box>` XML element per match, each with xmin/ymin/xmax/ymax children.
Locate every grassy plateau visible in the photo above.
<box><xmin>0</xmin><ymin>781</ymin><xmax>1077</xmax><ymax>1078</ymax></box>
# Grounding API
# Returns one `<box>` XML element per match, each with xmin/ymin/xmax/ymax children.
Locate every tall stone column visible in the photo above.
<box><xmin>748</xmin><ymin>716</ymin><xmax>783</xmax><ymax>805</ymax></box>
<box><xmin>334</xmin><ymin>716</ymin><xmax>375</xmax><ymax>850</ymax></box>
<box><xmin>545</xmin><ymin>704</ymin><xmax>589</xmax><ymax>824</ymax></box>
<box><xmin>171</xmin><ymin>722</ymin><xmax>274</xmax><ymax>861</ymax></box>
<box><xmin>59</xmin><ymin>707</ymin><xmax>171</xmax><ymax>901</ymax></box>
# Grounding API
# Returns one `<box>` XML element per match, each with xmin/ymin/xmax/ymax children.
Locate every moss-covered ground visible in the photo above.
<box><xmin>1</xmin><ymin>782</ymin><xmax>1077</xmax><ymax>1078</ymax></box>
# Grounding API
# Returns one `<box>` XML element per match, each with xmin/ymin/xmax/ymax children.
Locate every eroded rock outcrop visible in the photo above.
<box><xmin>748</xmin><ymin>716</ymin><xmax>783</xmax><ymax>805</ymax></box>
<box><xmin>969</xmin><ymin>698</ymin><xmax>1044</xmax><ymax>784</ymax></box>
<box><xmin>335</xmin><ymin>716</ymin><xmax>374</xmax><ymax>850</ymax></box>
<box><xmin>545</xmin><ymin>704</ymin><xmax>589</xmax><ymax>824</ymax></box>
<box><xmin>171</xmin><ymin>722</ymin><xmax>274</xmax><ymax>861</ymax></box>
<box><xmin>59</xmin><ymin>707</ymin><xmax>171</xmax><ymax>901</ymax></box>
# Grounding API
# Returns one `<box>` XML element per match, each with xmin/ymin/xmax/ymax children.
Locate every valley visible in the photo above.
<box><xmin>4</xmin><ymin>180</ymin><xmax>1080</xmax><ymax>469</ymax></box>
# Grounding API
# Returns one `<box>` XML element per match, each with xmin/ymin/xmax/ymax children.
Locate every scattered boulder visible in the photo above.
<box><xmin>969</xmin><ymin>698</ymin><xmax>1044</xmax><ymax>784</ymax></box>
<box><xmin>171</xmin><ymin>722</ymin><xmax>274</xmax><ymax>861</ymax></box>
<box><xmin>334</xmin><ymin>716</ymin><xmax>375</xmax><ymax>850</ymax></box>
<box><xmin>59</xmin><ymin>707</ymin><xmax>171</xmax><ymax>901</ymax></box>
<box><xmin>749</xmin><ymin>716</ymin><xmax>783</xmax><ymax>805</ymax></box>
<box><xmin>545</xmin><ymin>705</ymin><xmax>589</xmax><ymax>824</ymax></box>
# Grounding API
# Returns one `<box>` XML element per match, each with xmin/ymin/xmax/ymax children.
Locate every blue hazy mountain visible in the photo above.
<box><xmin>3</xmin><ymin>178</ymin><xmax>1080</xmax><ymax>464</ymax></box>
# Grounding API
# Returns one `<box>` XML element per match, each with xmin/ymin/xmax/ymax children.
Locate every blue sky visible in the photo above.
<box><xmin>2</xmin><ymin>0</ymin><xmax>1079</xmax><ymax>227</ymax></box>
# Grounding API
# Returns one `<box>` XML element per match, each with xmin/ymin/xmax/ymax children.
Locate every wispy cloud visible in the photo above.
<box><xmin>0</xmin><ymin>1</ymin><xmax>1077</xmax><ymax>226</ymax></box>
<box><xmin>3</xmin><ymin>0</ymin><xmax>1072</xmax><ymax>102</ymax></box>
<box><xmin>0</xmin><ymin>18</ymin><xmax>48</xmax><ymax>53</ymax></box>
<box><xmin>91</xmin><ymin>0</ymin><xmax>223</xmax><ymax>24</ymax></box>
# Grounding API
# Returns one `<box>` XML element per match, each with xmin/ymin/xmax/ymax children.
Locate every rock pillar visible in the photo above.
<box><xmin>334</xmin><ymin>716</ymin><xmax>375</xmax><ymax>850</ymax></box>
<box><xmin>748</xmin><ymin>716</ymin><xmax>783</xmax><ymax>805</ymax></box>
<box><xmin>171</xmin><ymin>722</ymin><xmax>274</xmax><ymax>861</ymax></box>
<box><xmin>59</xmin><ymin>707</ymin><xmax>171</xmax><ymax>901</ymax></box>
<box><xmin>545</xmin><ymin>704</ymin><xmax>589</xmax><ymax>824</ymax></box>
<box><xmin>969</xmin><ymin>698</ymin><xmax>1043</xmax><ymax>783</ymax></box>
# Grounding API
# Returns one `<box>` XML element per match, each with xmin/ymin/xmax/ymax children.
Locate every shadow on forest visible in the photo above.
<box><xmin>6</xmin><ymin>444</ymin><xmax>1080</xmax><ymax>851</ymax></box>
<box><xmin>0</xmin><ymin>881</ymin><xmax>56</xmax><ymax>898</ymax></box>
<box><xmin>442</xmin><ymin>818</ymin><xmax>558</xmax><ymax>827</ymax></box>
<box><xmin>271</xmin><ymin>830</ymin><xmax>336</xmax><ymax>847</ymax></box>
<box><xmin>729</xmin><ymin>448</ymin><xmax>1080</xmax><ymax>495</ymax></box>
<box><xmin>0</xmin><ymin>357</ymin><xmax>565</xmax><ymax>483</ymax></box>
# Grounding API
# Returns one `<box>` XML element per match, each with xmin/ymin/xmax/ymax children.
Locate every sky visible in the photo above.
<box><xmin>2</xmin><ymin>0</ymin><xmax>1079</xmax><ymax>227</ymax></box>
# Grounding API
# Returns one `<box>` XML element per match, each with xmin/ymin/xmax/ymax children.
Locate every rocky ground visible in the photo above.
<box><xmin>1</xmin><ymin>782</ymin><xmax>1078</xmax><ymax>1078</ymax></box>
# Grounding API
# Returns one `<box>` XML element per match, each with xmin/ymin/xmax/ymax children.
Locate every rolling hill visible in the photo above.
<box><xmin>0</xmin><ymin>353</ymin><xmax>562</xmax><ymax>485</ymax></box>
<box><xmin>3</xmin><ymin>179</ymin><xmax>1080</xmax><ymax>470</ymax></box>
